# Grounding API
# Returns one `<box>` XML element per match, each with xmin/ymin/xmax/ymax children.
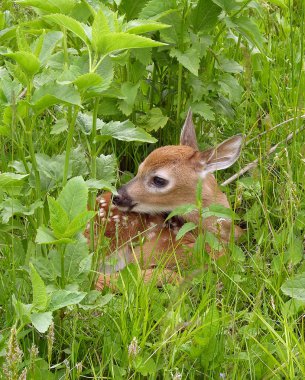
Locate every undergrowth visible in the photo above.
<box><xmin>0</xmin><ymin>0</ymin><xmax>305</xmax><ymax>379</ymax></box>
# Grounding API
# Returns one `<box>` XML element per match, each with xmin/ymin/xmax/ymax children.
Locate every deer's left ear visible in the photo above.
<box><xmin>180</xmin><ymin>108</ymin><xmax>199</xmax><ymax>150</ymax></box>
<box><xmin>197</xmin><ymin>134</ymin><xmax>243</xmax><ymax>175</ymax></box>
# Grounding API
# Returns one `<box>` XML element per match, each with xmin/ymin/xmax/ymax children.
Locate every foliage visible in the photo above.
<box><xmin>0</xmin><ymin>0</ymin><xmax>305</xmax><ymax>378</ymax></box>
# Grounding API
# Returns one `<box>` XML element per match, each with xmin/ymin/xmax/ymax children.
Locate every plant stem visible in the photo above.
<box><xmin>63</xmin><ymin>106</ymin><xmax>79</xmax><ymax>186</ymax></box>
<box><xmin>176</xmin><ymin>63</ymin><xmax>183</xmax><ymax>122</ymax></box>
<box><xmin>60</xmin><ymin>245</ymin><xmax>66</xmax><ymax>289</ymax></box>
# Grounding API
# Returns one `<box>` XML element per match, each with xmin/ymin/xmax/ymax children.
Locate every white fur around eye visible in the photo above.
<box><xmin>145</xmin><ymin>169</ymin><xmax>174</xmax><ymax>193</ymax></box>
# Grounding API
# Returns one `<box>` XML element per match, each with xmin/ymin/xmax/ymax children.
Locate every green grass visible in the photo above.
<box><xmin>0</xmin><ymin>0</ymin><xmax>305</xmax><ymax>379</ymax></box>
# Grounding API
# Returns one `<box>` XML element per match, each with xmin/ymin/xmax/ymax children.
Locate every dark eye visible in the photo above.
<box><xmin>152</xmin><ymin>176</ymin><xmax>168</xmax><ymax>188</ymax></box>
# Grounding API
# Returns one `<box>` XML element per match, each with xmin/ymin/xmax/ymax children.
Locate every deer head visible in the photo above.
<box><xmin>113</xmin><ymin>109</ymin><xmax>243</xmax><ymax>214</ymax></box>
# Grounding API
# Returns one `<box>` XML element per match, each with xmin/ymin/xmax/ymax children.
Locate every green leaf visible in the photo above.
<box><xmin>30</xmin><ymin>263</ymin><xmax>48</xmax><ymax>311</ymax></box>
<box><xmin>73</xmin><ymin>72</ymin><xmax>103</xmax><ymax>92</ymax></box>
<box><xmin>202</xmin><ymin>204</ymin><xmax>240</xmax><ymax>221</ymax></box>
<box><xmin>139</xmin><ymin>0</ymin><xmax>176</xmax><ymax>20</ymax></box>
<box><xmin>191</xmin><ymin>0</ymin><xmax>221</xmax><ymax>33</ymax></box>
<box><xmin>50</xmin><ymin>118</ymin><xmax>68</xmax><ymax>135</ymax></box>
<box><xmin>4</xmin><ymin>51</ymin><xmax>40</xmax><ymax>77</ymax></box>
<box><xmin>281</xmin><ymin>273</ymin><xmax>305</xmax><ymax>301</ymax></box>
<box><xmin>226</xmin><ymin>16</ymin><xmax>265</xmax><ymax>53</ymax></box>
<box><xmin>170</xmin><ymin>47</ymin><xmax>200</xmax><ymax>76</ymax></box>
<box><xmin>49</xmin><ymin>290</ymin><xmax>86</xmax><ymax>311</ymax></box>
<box><xmin>17</xmin><ymin>0</ymin><xmax>76</xmax><ymax>14</ymax></box>
<box><xmin>48</xmin><ymin>196</ymin><xmax>69</xmax><ymax>238</ymax></box>
<box><xmin>36</xmin><ymin>225</ymin><xmax>73</xmax><ymax>244</ymax></box>
<box><xmin>44</xmin><ymin>14</ymin><xmax>90</xmax><ymax>46</ymax></box>
<box><xmin>124</xmin><ymin>20</ymin><xmax>170</xmax><ymax>34</ymax></box>
<box><xmin>93</xmin><ymin>32</ymin><xmax>165</xmax><ymax>55</ymax></box>
<box><xmin>0</xmin><ymin>198</ymin><xmax>43</xmax><ymax>224</ymax></box>
<box><xmin>57</xmin><ymin>176</ymin><xmax>88</xmax><ymax>220</ymax></box>
<box><xmin>86</xmin><ymin>179</ymin><xmax>116</xmax><ymax>193</ymax></box>
<box><xmin>118</xmin><ymin>82</ymin><xmax>139</xmax><ymax>116</ymax></box>
<box><xmin>32</xmin><ymin>82</ymin><xmax>81</xmax><ymax>111</ymax></box>
<box><xmin>0</xmin><ymin>172</ymin><xmax>28</xmax><ymax>191</ymax></box>
<box><xmin>63</xmin><ymin>210</ymin><xmax>95</xmax><ymax>238</ymax></box>
<box><xmin>191</xmin><ymin>101</ymin><xmax>215</xmax><ymax>121</ymax></box>
<box><xmin>30</xmin><ymin>312</ymin><xmax>53</xmax><ymax>333</ymax></box>
<box><xmin>92</xmin><ymin>9</ymin><xmax>110</xmax><ymax>52</ymax></box>
<box><xmin>205</xmin><ymin>231</ymin><xmax>222</xmax><ymax>252</ymax></box>
<box><xmin>97</xmin><ymin>120</ymin><xmax>157</xmax><ymax>143</ymax></box>
<box><xmin>166</xmin><ymin>204</ymin><xmax>197</xmax><ymax>221</ymax></box>
<box><xmin>176</xmin><ymin>222</ymin><xmax>197</xmax><ymax>240</ymax></box>
<box><xmin>138</xmin><ymin>107</ymin><xmax>168</xmax><ymax>132</ymax></box>
<box><xmin>39</xmin><ymin>31</ymin><xmax>63</xmax><ymax>65</ymax></box>
<box><xmin>96</xmin><ymin>154</ymin><xmax>117</xmax><ymax>183</ymax></box>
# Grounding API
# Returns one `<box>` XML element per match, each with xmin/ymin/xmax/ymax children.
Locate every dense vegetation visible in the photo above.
<box><xmin>0</xmin><ymin>0</ymin><xmax>305</xmax><ymax>378</ymax></box>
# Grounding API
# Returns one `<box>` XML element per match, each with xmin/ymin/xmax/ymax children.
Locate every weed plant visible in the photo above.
<box><xmin>0</xmin><ymin>0</ymin><xmax>305</xmax><ymax>379</ymax></box>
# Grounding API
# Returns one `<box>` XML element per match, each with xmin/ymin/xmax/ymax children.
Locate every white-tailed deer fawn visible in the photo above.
<box><xmin>90</xmin><ymin>109</ymin><xmax>243</xmax><ymax>290</ymax></box>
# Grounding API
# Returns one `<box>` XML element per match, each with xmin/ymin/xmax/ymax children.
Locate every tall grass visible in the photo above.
<box><xmin>0</xmin><ymin>0</ymin><xmax>305</xmax><ymax>379</ymax></box>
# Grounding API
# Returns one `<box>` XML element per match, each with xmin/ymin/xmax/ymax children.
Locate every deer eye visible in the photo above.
<box><xmin>152</xmin><ymin>176</ymin><xmax>168</xmax><ymax>188</ymax></box>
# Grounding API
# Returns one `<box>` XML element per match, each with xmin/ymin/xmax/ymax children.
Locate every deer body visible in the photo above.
<box><xmin>90</xmin><ymin>110</ymin><xmax>243</xmax><ymax>290</ymax></box>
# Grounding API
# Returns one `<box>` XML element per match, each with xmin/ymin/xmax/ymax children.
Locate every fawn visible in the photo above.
<box><xmin>91</xmin><ymin>109</ymin><xmax>243</xmax><ymax>290</ymax></box>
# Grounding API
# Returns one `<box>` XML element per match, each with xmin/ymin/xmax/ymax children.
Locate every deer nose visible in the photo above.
<box><xmin>112</xmin><ymin>187</ymin><xmax>133</xmax><ymax>209</ymax></box>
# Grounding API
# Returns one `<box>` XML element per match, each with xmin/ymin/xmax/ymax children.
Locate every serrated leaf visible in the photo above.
<box><xmin>192</xmin><ymin>101</ymin><xmax>215</xmax><ymax>121</ymax></box>
<box><xmin>205</xmin><ymin>231</ymin><xmax>222</xmax><ymax>251</ymax></box>
<box><xmin>4</xmin><ymin>51</ymin><xmax>40</xmax><ymax>77</ymax></box>
<box><xmin>51</xmin><ymin>118</ymin><xmax>68</xmax><ymax>135</ymax></box>
<box><xmin>36</xmin><ymin>225</ymin><xmax>73</xmax><ymax>244</ymax></box>
<box><xmin>44</xmin><ymin>14</ymin><xmax>90</xmax><ymax>46</ymax></box>
<box><xmin>49</xmin><ymin>290</ymin><xmax>86</xmax><ymax>311</ymax></box>
<box><xmin>39</xmin><ymin>31</ymin><xmax>63</xmax><ymax>65</ymax></box>
<box><xmin>30</xmin><ymin>263</ymin><xmax>48</xmax><ymax>311</ymax></box>
<box><xmin>32</xmin><ymin>82</ymin><xmax>81</xmax><ymax>111</ymax></box>
<box><xmin>139</xmin><ymin>0</ymin><xmax>176</xmax><ymax>20</ymax></box>
<box><xmin>138</xmin><ymin>107</ymin><xmax>168</xmax><ymax>132</ymax></box>
<box><xmin>63</xmin><ymin>210</ymin><xmax>95</xmax><ymax>238</ymax></box>
<box><xmin>48</xmin><ymin>196</ymin><xmax>69</xmax><ymax>238</ymax></box>
<box><xmin>97</xmin><ymin>120</ymin><xmax>157</xmax><ymax>143</ymax></box>
<box><xmin>93</xmin><ymin>32</ymin><xmax>165</xmax><ymax>55</ymax></box>
<box><xmin>57</xmin><ymin>176</ymin><xmax>88</xmax><ymax>220</ymax></box>
<box><xmin>73</xmin><ymin>72</ymin><xmax>103</xmax><ymax>91</ymax></box>
<box><xmin>170</xmin><ymin>47</ymin><xmax>200</xmax><ymax>76</ymax></box>
<box><xmin>96</xmin><ymin>154</ymin><xmax>117</xmax><ymax>183</ymax></box>
<box><xmin>176</xmin><ymin>222</ymin><xmax>197</xmax><ymax>240</ymax></box>
<box><xmin>118</xmin><ymin>82</ymin><xmax>139</xmax><ymax>116</ymax></box>
<box><xmin>281</xmin><ymin>273</ymin><xmax>305</xmax><ymax>301</ymax></box>
<box><xmin>30</xmin><ymin>312</ymin><xmax>53</xmax><ymax>333</ymax></box>
<box><xmin>191</xmin><ymin>0</ymin><xmax>221</xmax><ymax>33</ymax></box>
<box><xmin>92</xmin><ymin>9</ymin><xmax>110</xmax><ymax>51</ymax></box>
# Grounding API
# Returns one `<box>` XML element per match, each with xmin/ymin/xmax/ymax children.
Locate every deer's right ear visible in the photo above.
<box><xmin>180</xmin><ymin>108</ymin><xmax>199</xmax><ymax>150</ymax></box>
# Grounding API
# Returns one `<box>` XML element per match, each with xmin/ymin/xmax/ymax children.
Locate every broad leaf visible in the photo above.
<box><xmin>36</xmin><ymin>225</ymin><xmax>73</xmax><ymax>244</ymax></box>
<box><xmin>97</xmin><ymin>120</ymin><xmax>157</xmax><ymax>143</ymax></box>
<box><xmin>17</xmin><ymin>0</ymin><xmax>76</xmax><ymax>14</ymax></box>
<box><xmin>202</xmin><ymin>204</ymin><xmax>240</xmax><ymax>221</ymax></box>
<box><xmin>30</xmin><ymin>312</ymin><xmax>53</xmax><ymax>333</ymax></box>
<box><xmin>57</xmin><ymin>176</ymin><xmax>88</xmax><ymax>219</ymax></box>
<box><xmin>73</xmin><ymin>72</ymin><xmax>103</xmax><ymax>91</ymax></box>
<box><xmin>32</xmin><ymin>82</ymin><xmax>81</xmax><ymax>111</ymax></box>
<box><xmin>44</xmin><ymin>14</ymin><xmax>90</xmax><ymax>46</ymax></box>
<box><xmin>0</xmin><ymin>198</ymin><xmax>42</xmax><ymax>224</ymax></box>
<box><xmin>4</xmin><ymin>51</ymin><xmax>40</xmax><ymax>77</ymax></box>
<box><xmin>49</xmin><ymin>290</ymin><xmax>86</xmax><ymax>311</ymax></box>
<box><xmin>138</xmin><ymin>107</ymin><xmax>168</xmax><ymax>132</ymax></box>
<box><xmin>38</xmin><ymin>31</ymin><xmax>63</xmax><ymax>65</ymax></box>
<box><xmin>170</xmin><ymin>47</ymin><xmax>200</xmax><ymax>76</ymax></box>
<box><xmin>63</xmin><ymin>210</ymin><xmax>96</xmax><ymax>238</ymax></box>
<box><xmin>191</xmin><ymin>0</ymin><xmax>221</xmax><ymax>33</ymax></box>
<box><xmin>281</xmin><ymin>273</ymin><xmax>305</xmax><ymax>301</ymax></box>
<box><xmin>0</xmin><ymin>173</ymin><xmax>28</xmax><ymax>191</ymax></box>
<box><xmin>93</xmin><ymin>32</ymin><xmax>165</xmax><ymax>55</ymax></box>
<box><xmin>166</xmin><ymin>204</ymin><xmax>197</xmax><ymax>220</ymax></box>
<box><xmin>48</xmin><ymin>196</ymin><xmax>69</xmax><ymax>238</ymax></box>
<box><xmin>192</xmin><ymin>101</ymin><xmax>215</xmax><ymax>121</ymax></box>
<box><xmin>30</xmin><ymin>263</ymin><xmax>48</xmax><ymax>311</ymax></box>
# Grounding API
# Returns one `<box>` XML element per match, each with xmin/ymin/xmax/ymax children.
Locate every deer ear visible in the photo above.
<box><xmin>180</xmin><ymin>108</ymin><xmax>199</xmax><ymax>150</ymax></box>
<box><xmin>198</xmin><ymin>134</ymin><xmax>243</xmax><ymax>174</ymax></box>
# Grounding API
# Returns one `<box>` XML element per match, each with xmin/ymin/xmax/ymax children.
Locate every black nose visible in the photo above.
<box><xmin>112</xmin><ymin>195</ymin><xmax>121</xmax><ymax>206</ymax></box>
<box><xmin>112</xmin><ymin>186</ymin><xmax>133</xmax><ymax>209</ymax></box>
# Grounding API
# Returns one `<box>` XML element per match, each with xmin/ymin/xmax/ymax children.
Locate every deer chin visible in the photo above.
<box><xmin>131</xmin><ymin>203</ymin><xmax>172</xmax><ymax>214</ymax></box>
